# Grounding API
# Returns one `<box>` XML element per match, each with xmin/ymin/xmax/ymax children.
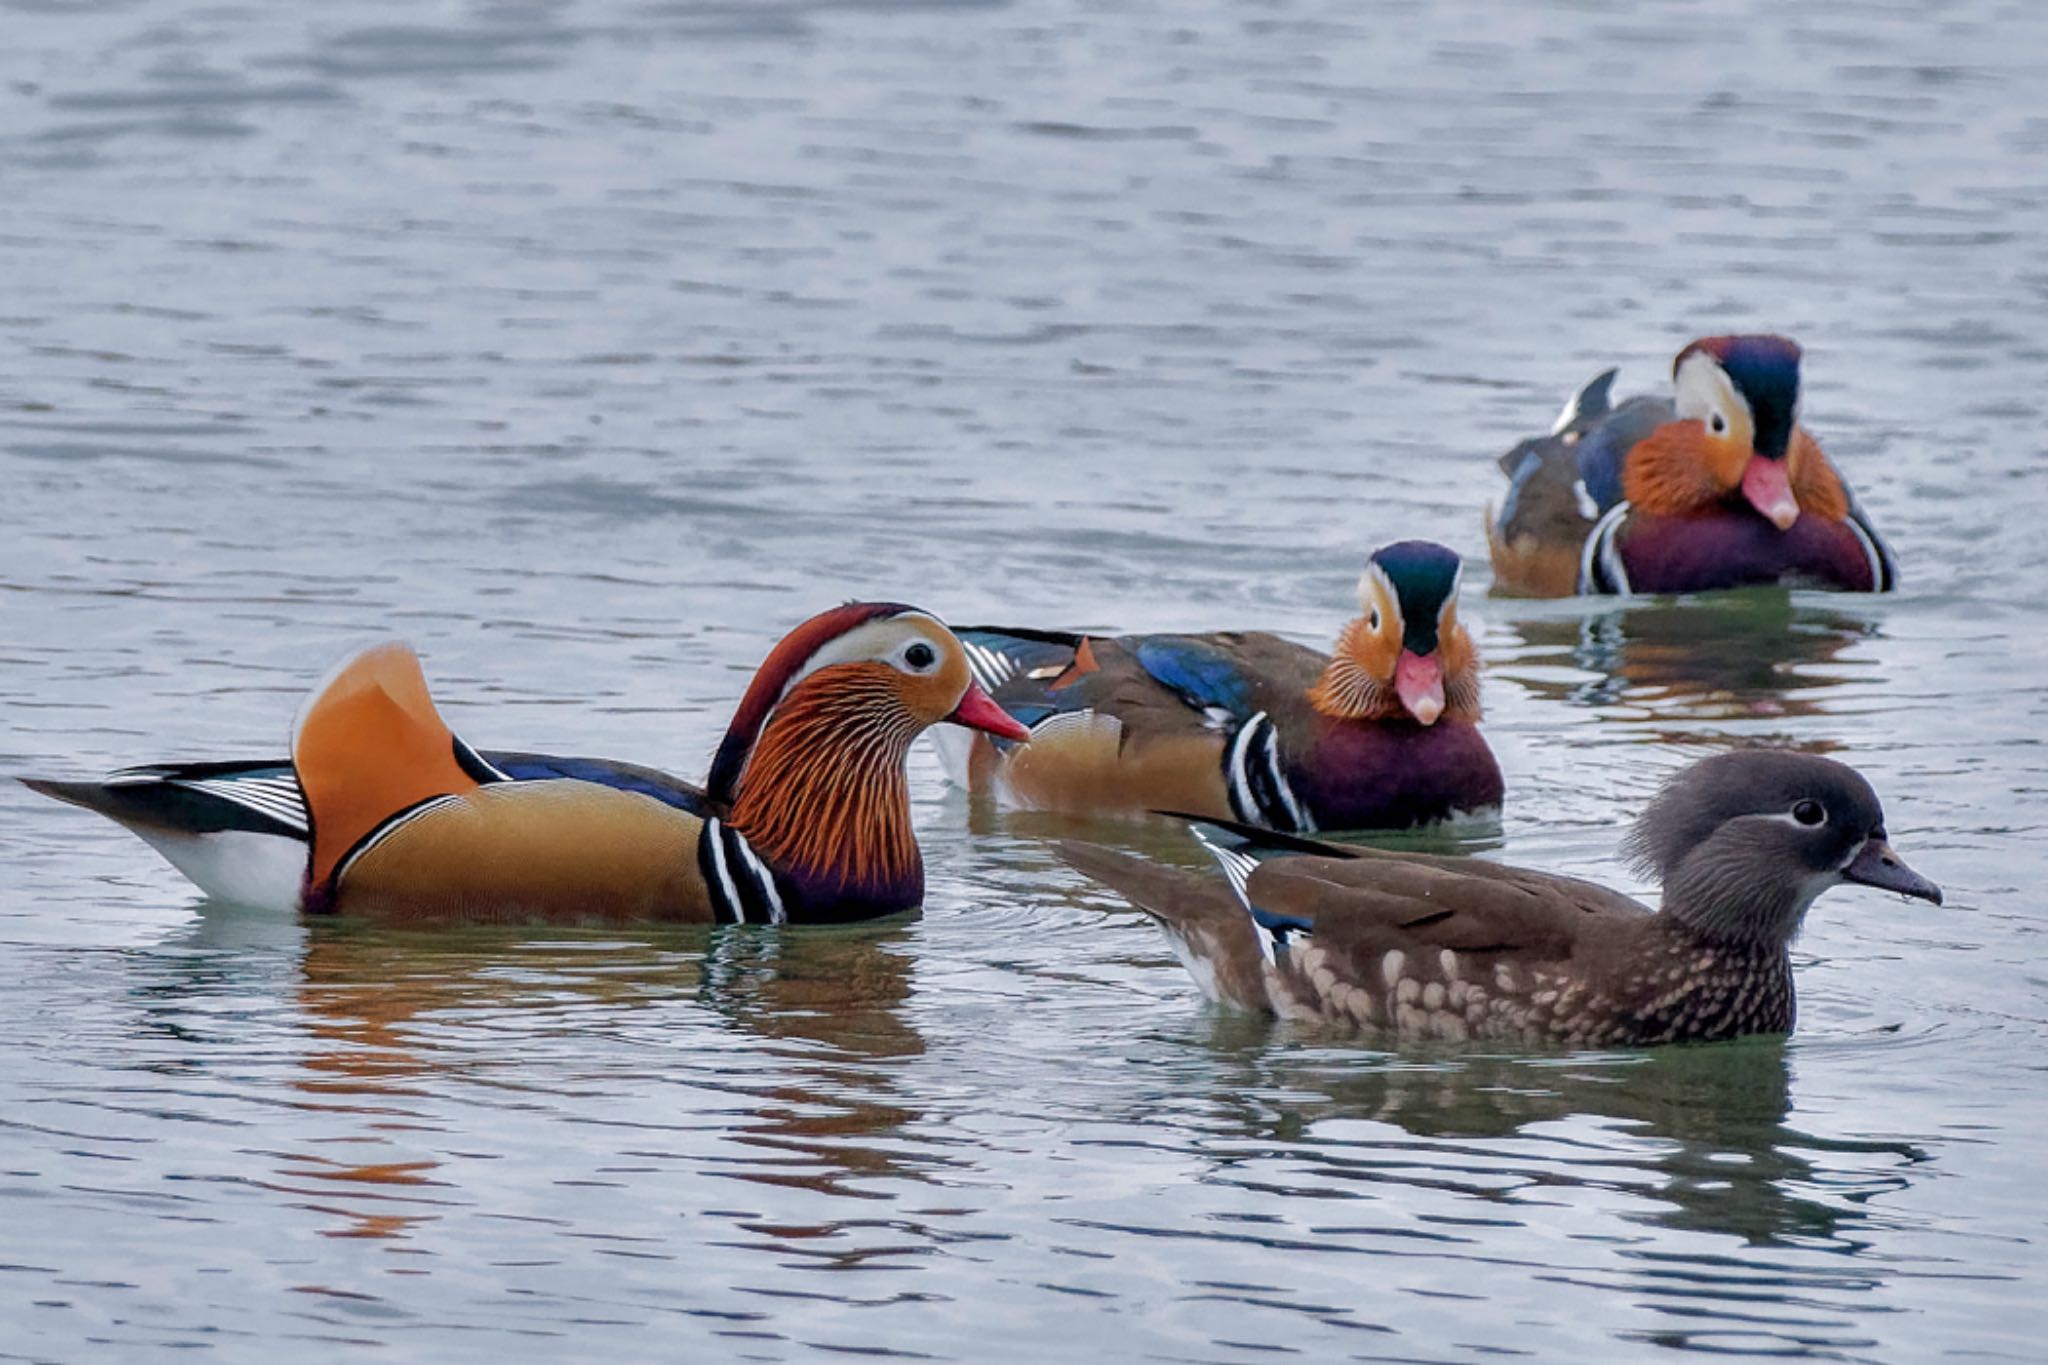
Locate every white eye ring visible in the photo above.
<box><xmin>1710</xmin><ymin>412</ymin><xmax>1728</xmax><ymax>435</ymax></box>
<box><xmin>1368</xmin><ymin>610</ymin><xmax>1381</xmax><ymax>632</ymax></box>
<box><xmin>1792</xmin><ymin>799</ymin><xmax>1826</xmax><ymax>827</ymax></box>
<box><xmin>897</xmin><ymin>640</ymin><xmax>940</xmax><ymax>674</ymax></box>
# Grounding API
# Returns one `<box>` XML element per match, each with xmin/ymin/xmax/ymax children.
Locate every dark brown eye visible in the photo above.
<box><xmin>904</xmin><ymin>642</ymin><xmax>937</xmax><ymax>671</ymax></box>
<box><xmin>1711</xmin><ymin>412</ymin><xmax>1728</xmax><ymax>434</ymax></box>
<box><xmin>1792</xmin><ymin>799</ymin><xmax>1825</xmax><ymax>826</ymax></box>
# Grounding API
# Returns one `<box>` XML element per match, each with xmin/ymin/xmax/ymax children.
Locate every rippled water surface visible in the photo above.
<box><xmin>4</xmin><ymin>0</ymin><xmax>2046</xmax><ymax>1358</ymax></box>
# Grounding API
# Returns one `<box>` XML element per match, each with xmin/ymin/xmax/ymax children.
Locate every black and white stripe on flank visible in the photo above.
<box><xmin>1845</xmin><ymin>510</ymin><xmax>1893</xmax><ymax>592</ymax></box>
<box><xmin>106</xmin><ymin>767</ymin><xmax>311</xmax><ymax>834</ymax></box>
<box><xmin>1189</xmin><ymin>826</ymin><xmax>1284</xmax><ymax>965</ymax></box>
<box><xmin>453</xmin><ymin>735</ymin><xmax>511</xmax><ymax>783</ymax></box>
<box><xmin>332</xmin><ymin>795</ymin><xmax>461</xmax><ymax>884</ymax></box>
<box><xmin>961</xmin><ymin>640</ymin><xmax>1016</xmax><ymax>693</ymax></box>
<box><xmin>1223</xmin><ymin>712</ymin><xmax>1311</xmax><ymax>834</ymax></box>
<box><xmin>698</xmin><ymin>818</ymin><xmax>787</xmax><ymax>926</ymax></box>
<box><xmin>1577</xmin><ymin>500</ymin><xmax>1634</xmax><ymax>596</ymax></box>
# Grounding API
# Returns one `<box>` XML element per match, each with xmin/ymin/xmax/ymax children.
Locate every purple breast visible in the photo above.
<box><xmin>1620</xmin><ymin>509</ymin><xmax>1879</xmax><ymax>593</ymax></box>
<box><xmin>1291</xmin><ymin>720</ymin><xmax>1504</xmax><ymax>832</ymax></box>
<box><xmin>778</xmin><ymin>860</ymin><xmax>925</xmax><ymax>925</ymax></box>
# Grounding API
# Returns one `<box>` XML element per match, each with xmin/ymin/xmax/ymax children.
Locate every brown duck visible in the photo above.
<box><xmin>1061</xmin><ymin>750</ymin><xmax>1941</xmax><ymax>1046</ymax></box>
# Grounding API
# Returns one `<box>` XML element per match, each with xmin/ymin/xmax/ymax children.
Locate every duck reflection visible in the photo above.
<box><xmin>1494</xmin><ymin>593</ymin><xmax>1878</xmax><ymax>720</ymax></box>
<box><xmin>1189</xmin><ymin>1026</ymin><xmax>1921</xmax><ymax>1251</ymax></box>
<box><xmin>147</xmin><ymin>902</ymin><xmax>932</xmax><ymax>1240</ymax></box>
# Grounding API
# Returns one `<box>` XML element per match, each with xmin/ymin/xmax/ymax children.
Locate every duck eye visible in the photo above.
<box><xmin>903</xmin><ymin>642</ymin><xmax>937</xmax><ymax>671</ymax></box>
<box><xmin>1792</xmin><ymin>799</ymin><xmax>1825</xmax><ymax>826</ymax></box>
<box><xmin>1368</xmin><ymin>609</ymin><xmax>1381</xmax><ymax>632</ymax></box>
<box><xmin>1710</xmin><ymin>412</ymin><xmax>1728</xmax><ymax>435</ymax></box>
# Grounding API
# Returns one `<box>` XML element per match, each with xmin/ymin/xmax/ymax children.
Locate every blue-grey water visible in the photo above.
<box><xmin>3</xmin><ymin>0</ymin><xmax>2045</xmax><ymax>1358</ymax></box>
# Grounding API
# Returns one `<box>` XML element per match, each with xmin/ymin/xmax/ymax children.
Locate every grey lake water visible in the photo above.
<box><xmin>3</xmin><ymin>0</ymin><xmax>2046</xmax><ymax>1358</ymax></box>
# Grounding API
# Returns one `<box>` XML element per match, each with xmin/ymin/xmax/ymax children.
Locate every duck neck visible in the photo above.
<box><xmin>724</xmin><ymin>680</ymin><xmax>923</xmax><ymax>907</ymax></box>
<box><xmin>1660</xmin><ymin>860</ymin><xmax>1823</xmax><ymax>954</ymax></box>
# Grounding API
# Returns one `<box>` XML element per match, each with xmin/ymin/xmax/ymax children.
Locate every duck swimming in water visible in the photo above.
<box><xmin>1062</xmin><ymin>750</ymin><xmax>1940</xmax><ymax>1046</ymax></box>
<box><xmin>26</xmin><ymin>602</ymin><xmax>1028</xmax><ymax>924</ymax></box>
<box><xmin>1487</xmin><ymin>336</ymin><xmax>1898</xmax><ymax>597</ymax></box>
<box><xmin>937</xmin><ymin>541</ymin><xmax>1503</xmax><ymax>833</ymax></box>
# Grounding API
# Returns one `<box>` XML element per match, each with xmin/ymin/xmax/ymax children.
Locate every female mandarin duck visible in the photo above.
<box><xmin>936</xmin><ymin>541</ymin><xmax>1503</xmax><ymax>833</ymax></box>
<box><xmin>1062</xmin><ymin>750</ymin><xmax>1941</xmax><ymax>1046</ymax></box>
<box><xmin>25</xmin><ymin>602</ymin><xmax>1028</xmax><ymax>924</ymax></box>
<box><xmin>1487</xmin><ymin>335</ymin><xmax>1898</xmax><ymax>597</ymax></box>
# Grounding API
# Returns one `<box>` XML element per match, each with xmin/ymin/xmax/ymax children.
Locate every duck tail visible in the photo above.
<box><xmin>1056</xmin><ymin>840</ymin><xmax>1275</xmax><ymax>1012</ymax></box>
<box><xmin>291</xmin><ymin>641</ymin><xmax>482</xmax><ymax>890</ymax></box>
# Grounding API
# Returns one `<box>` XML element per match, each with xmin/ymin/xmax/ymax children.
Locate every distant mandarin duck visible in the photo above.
<box><xmin>935</xmin><ymin>541</ymin><xmax>1503</xmax><ymax>833</ymax></box>
<box><xmin>1062</xmin><ymin>751</ymin><xmax>1941</xmax><ymax>1046</ymax></box>
<box><xmin>26</xmin><ymin>602</ymin><xmax>1028</xmax><ymax>924</ymax></box>
<box><xmin>1487</xmin><ymin>335</ymin><xmax>1898</xmax><ymax>597</ymax></box>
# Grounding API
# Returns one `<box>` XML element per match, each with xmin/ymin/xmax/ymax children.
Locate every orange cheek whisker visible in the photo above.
<box><xmin>725</xmin><ymin>674</ymin><xmax>924</xmax><ymax>895</ymax></box>
<box><xmin>1787</xmin><ymin>427</ymin><xmax>1850</xmax><ymax>522</ymax></box>
<box><xmin>1308</xmin><ymin>621</ymin><xmax>1401</xmax><ymax>722</ymax></box>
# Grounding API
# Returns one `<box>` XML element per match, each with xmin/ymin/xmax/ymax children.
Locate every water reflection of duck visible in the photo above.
<box><xmin>143</xmin><ymin>907</ymin><xmax>934</xmax><ymax>1240</ymax></box>
<box><xmin>1190</xmin><ymin>1035</ymin><xmax>1924</xmax><ymax>1249</ymax></box>
<box><xmin>1492</xmin><ymin>595</ymin><xmax>1877</xmax><ymax>719</ymax></box>
<box><xmin>1487</xmin><ymin>336</ymin><xmax>1898</xmax><ymax>597</ymax></box>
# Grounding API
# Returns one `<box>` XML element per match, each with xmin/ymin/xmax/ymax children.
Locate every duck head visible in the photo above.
<box><xmin>710</xmin><ymin>602</ymin><xmax>1028</xmax><ymax>805</ymax></box>
<box><xmin>1621</xmin><ymin>749</ymin><xmax>1941</xmax><ymax>950</ymax></box>
<box><xmin>708</xmin><ymin>602</ymin><xmax>1026</xmax><ymax>899</ymax></box>
<box><xmin>1663</xmin><ymin>334</ymin><xmax>1806</xmax><ymax>528</ymax></box>
<box><xmin>1310</xmin><ymin>540</ymin><xmax>1480</xmax><ymax>727</ymax></box>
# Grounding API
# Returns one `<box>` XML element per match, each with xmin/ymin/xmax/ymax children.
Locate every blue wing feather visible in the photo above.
<box><xmin>484</xmin><ymin>751</ymin><xmax>714</xmax><ymax>815</ymax></box>
<box><xmin>1577</xmin><ymin>395</ymin><xmax>1672</xmax><ymax>511</ymax></box>
<box><xmin>1132</xmin><ymin>637</ymin><xmax>1258</xmax><ymax>717</ymax></box>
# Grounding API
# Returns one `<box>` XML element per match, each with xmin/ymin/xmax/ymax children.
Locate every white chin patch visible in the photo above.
<box><xmin>1791</xmin><ymin>869</ymin><xmax>1843</xmax><ymax>919</ymax></box>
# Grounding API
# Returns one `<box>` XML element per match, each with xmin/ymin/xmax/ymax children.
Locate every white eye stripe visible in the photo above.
<box><xmin>778</xmin><ymin>610</ymin><xmax>946</xmax><ymax>698</ymax></box>
<box><xmin>1674</xmin><ymin>351</ymin><xmax>1751</xmax><ymax>432</ymax></box>
<box><xmin>1358</xmin><ymin>564</ymin><xmax>1398</xmax><ymax>631</ymax></box>
<box><xmin>1755</xmin><ymin>806</ymin><xmax>1829</xmax><ymax>829</ymax></box>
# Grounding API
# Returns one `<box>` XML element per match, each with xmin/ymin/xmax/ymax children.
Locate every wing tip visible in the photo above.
<box><xmin>20</xmin><ymin>775</ymin><xmax>95</xmax><ymax>809</ymax></box>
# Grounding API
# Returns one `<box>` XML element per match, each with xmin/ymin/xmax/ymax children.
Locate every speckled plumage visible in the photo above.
<box><xmin>1062</xmin><ymin>751</ymin><xmax>1940</xmax><ymax>1047</ymax></box>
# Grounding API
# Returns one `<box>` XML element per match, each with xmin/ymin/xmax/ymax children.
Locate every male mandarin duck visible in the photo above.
<box><xmin>25</xmin><ymin>602</ymin><xmax>1028</xmax><ymax>924</ymax></box>
<box><xmin>1062</xmin><ymin>751</ymin><xmax>1941</xmax><ymax>1046</ymax></box>
<box><xmin>1487</xmin><ymin>335</ymin><xmax>1898</xmax><ymax>597</ymax></box>
<box><xmin>935</xmin><ymin>541</ymin><xmax>1503</xmax><ymax>833</ymax></box>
